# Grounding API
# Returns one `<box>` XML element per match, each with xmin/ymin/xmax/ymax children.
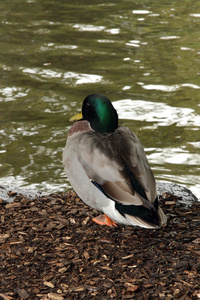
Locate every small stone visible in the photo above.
<box><xmin>5</xmin><ymin>202</ymin><xmax>21</xmax><ymax>209</ymax></box>
<box><xmin>174</xmin><ymin>289</ymin><xmax>180</xmax><ymax>296</ymax></box>
<box><xmin>69</xmin><ymin>218</ymin><xmax>76</xmax><ymax>224</ymax></box>
<box><xmin>124</xmin><ymin>282</ymin><xmax>139</xmax><ymax>292</ymax></box>
<box><xmin>0</xmin><ymin>233</ymin><xmax>10</xmax><ymax>240</ymax></box>
<box><xmin>43</xmin><ymin>281</ymin><xmax>55</xmax><ymax>288</ymax></box>
<box><xmin>60</xmin><ymin>284</ymin><xmax>68</xmax><ymax>292</ymax></box>
<box><xmin>159</xmin><ymin>293</ymin><xmax>165</xmax><ymax>297</ymax></box>
<box><xmin>85</xmin><ymin>286</ymin><xmax>99</xmax><ymax>292</ymax></box>
<box><xmin>27</xmin><ymin>247</ymin><xmax>35</xmax><ymax>253</ymax></box>
<box><xmin>192</xmin><ymin>238</ymin><xmax>200</xmax><ymax>244</ymax></box>
<box><xmin>165</xmin><ymin>201</ymin><xmax>176</xmax><ymax>205</ymax></box>
<box><xmin>47</xmin><ymin>293</ymin><xmax>64</xmax><ymax>300</ymax></box>
<box><xmin>82</xmin><ymin>216</ymin><xmax>90</xmax><ymax>225</ymax></box>
<box><xmin>83</xmin><ymin>251</ymin><xmax>90</xmax><ymax>259</ymax></box>
<box><xmin>16</xmin><ymin>288</ymin><xmax>29</xmax><ymax>299</ymax></box>
<box><xmin>58</xmin><ymin>267</ymin><xmax>68</xmax><ymax>273</ymax></box>
<box><xmin>69</xmin><ymin>286</ymin><xmax>85</xmax><ymax>292</ymax></box>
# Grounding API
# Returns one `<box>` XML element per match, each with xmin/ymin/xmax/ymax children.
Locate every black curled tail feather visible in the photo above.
<box><xmin>115</xmin><ymin>202</ymin><xmax>160</xmax><ymax>227</ymax></box>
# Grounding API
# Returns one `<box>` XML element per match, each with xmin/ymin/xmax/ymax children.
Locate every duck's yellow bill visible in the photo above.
<box><xmin>69</xmin><ymin>112</ymin><xmax>83</xmax><ymax>122</ymax></box>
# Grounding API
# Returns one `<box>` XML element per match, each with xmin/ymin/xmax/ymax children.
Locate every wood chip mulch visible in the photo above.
<box><xmin>0</xmin><ymin>191</ymin><xmax>200</xmax><ymax>300</ymax></box>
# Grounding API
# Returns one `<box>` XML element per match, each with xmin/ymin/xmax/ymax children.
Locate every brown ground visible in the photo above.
<box><xmin>0</xmin><ymin>191</ymin><xmax>199</xmax><ymax>300</ymax></box>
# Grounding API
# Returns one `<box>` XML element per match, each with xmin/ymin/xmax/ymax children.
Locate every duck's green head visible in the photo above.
<box><xmin>71</xmin><ymin>94</ymin><xmax>118</xmax><ymax>133</ymax></box>
<box><xmin>82</xmin><ymin>94</ymin><xmax>118</xmax><ymax>133</ymax></box>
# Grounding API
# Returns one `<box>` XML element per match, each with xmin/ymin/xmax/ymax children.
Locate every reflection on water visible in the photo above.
<box><xmin>113</xmin><ymin>99</ymin><xmax>200</xmax><ymax>127</ymax></box>
<box><xmin>142</xmin><ymin>83</ymin><xmax>200</xmax><ymax>92</ymax></box>
<box><xmin>0</xmin><ymin>0</ymin><xmax>199</xmax><ymax>198</ymax></box>
<box><xmin>22</xmin><ymin>67</ymin><xmax>103</xmax><ymax>84</ymax></box>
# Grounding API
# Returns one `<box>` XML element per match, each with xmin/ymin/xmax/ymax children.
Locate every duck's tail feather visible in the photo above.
<box><xmin>92</xmin><ymin>180</ymin><xmax>167</xmax><ymax>229</ymax></box>
<box><xmin>115</xmin><ymin>201</ymin><xmax>167</xmax><ymax>229</ymax></box>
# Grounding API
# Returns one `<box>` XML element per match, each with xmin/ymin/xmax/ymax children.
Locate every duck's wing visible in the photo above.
<box><xmin>111</xmin><ymin>126</ymin><xmax>158</xmax><ymax>203</ymax></box>
<box><xmin>106</xmin><ymin>127</ymin><xmax>166</xmax><ymax>227</ymax></box>
<box><xmin>71</xmin><ymin>128</ymin><xmax>157</xmax><ymax>207</ymax></box>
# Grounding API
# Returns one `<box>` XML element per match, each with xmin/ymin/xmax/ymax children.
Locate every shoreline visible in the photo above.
<box><xmin>0</xmin><ymin>180</ymin><xmax>198</xmax><ymax>204</ymax></box>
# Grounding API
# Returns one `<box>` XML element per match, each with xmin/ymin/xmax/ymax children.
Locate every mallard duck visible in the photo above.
<box><xmin>63</xmin><ymin>94</ymin><xmax>167</xmax><ymax>228</ymax></box>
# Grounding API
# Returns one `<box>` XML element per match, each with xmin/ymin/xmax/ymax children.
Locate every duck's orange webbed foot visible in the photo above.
<box><xmin>92</xmin><ymin>214</ymin><xmax>117</xmax><ymax>227</ymax></box>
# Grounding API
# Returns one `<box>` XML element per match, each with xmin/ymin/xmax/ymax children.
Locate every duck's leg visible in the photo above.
<box><xmin>92</xmin><ymin>214</ymin><xmax>117</xmax><ymax>227</ymax></box>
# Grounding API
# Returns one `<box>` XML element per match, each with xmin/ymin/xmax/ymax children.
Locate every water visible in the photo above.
<box><xmin>0</xmin><ymin>0</ymin><xmax>199</xmax><ymax>198</ymax></box>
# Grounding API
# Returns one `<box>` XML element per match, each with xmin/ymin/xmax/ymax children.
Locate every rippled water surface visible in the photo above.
<box><xmin>0</xmin><ymin>0</ymin><xmax>200</xmax><ymax>197</ymax></box>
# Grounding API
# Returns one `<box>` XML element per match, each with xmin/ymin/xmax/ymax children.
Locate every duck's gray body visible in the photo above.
<box><xmin>63</xmin><ymin>120</ymin><xmax>167</xmax><ymax>229</ymax></box>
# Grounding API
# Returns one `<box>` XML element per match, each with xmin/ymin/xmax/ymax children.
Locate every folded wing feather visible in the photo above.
<box><xmin>75</xmin><ymin>126</ymin><xmax>157</xmax><ymax>207</ymax></box>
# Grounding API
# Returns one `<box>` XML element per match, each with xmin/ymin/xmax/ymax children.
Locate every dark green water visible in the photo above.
<box><xmin>0</xmin><ymin>0</ymin><xmax>199</xmax><ymax>197</ymax></box>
